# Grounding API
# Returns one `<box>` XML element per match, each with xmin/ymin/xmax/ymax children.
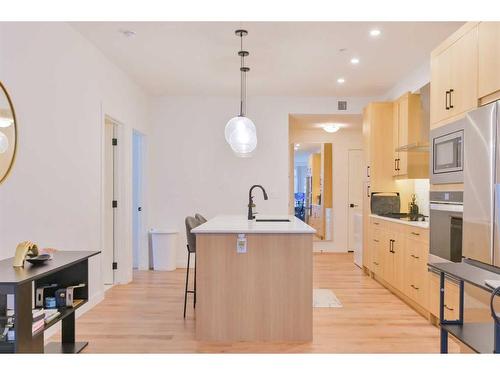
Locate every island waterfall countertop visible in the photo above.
<box><xmin>369</xmin><ymin>214</ymin><xmax>429</xmax><ymax>229</ymax></box>
<box><xmin>191</xmin><ymin>215</ymin><xmax>316</xmax><ymax>234</ymax></box>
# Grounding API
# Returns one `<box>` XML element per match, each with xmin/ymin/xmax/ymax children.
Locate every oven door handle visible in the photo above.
<box><xmin>430</xmin><ymin>203</ymin><xmax>463</xmax><ymax>212</ymax></box>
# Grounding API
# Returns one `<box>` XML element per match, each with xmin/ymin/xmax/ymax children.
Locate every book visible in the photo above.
<box><xmin>44</xmin><ymin>311</ymin><xmax>60</xmax><ymax>324</ymax></box>
<box><xmin>32</xmin><ymin>309</ymin><xmax>45</xmax><ymax>321</ymax></box>
<box><xmin>32</xmin><ymin>319</ymin><xmax>44</xmax><ymax>334</ymax></box>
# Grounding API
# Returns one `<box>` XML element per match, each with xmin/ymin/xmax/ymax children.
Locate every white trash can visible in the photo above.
<box><xmin>149</xmin><ymin>229</ymin><xmax>178</xmax><ymax>271</ymax></box>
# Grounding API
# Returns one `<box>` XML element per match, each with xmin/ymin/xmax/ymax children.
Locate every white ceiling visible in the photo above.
<box><xmin>71</xmin><ymin>22</ymin><xmax>463</xmax><ymax>97</ymax></box>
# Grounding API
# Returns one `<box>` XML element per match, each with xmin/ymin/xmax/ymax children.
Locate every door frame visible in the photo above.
<box><xmin>100</xmin><ymin>109</ymin><xmax>132</xmax><ymax>285</ymax></box>
<box><xmin>347</xmin><ymin>148</ymin><xmax>363</xmax><ymax>255</ymax></box>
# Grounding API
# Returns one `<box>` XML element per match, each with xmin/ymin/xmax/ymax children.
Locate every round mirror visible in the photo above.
<box><xmin>0</xmin><ymin>82</ymin><xmax>17</xmax><ymax>184</ymax></box>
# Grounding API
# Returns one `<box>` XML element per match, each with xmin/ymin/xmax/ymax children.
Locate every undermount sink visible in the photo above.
<box><xmin>255</xmin><ymin>219</ymin><xmax>291</xmax><ymax>222</ymax></box>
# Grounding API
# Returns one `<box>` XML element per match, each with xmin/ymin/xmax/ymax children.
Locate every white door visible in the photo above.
<box><xmin>348</xmin><ymin>149</ymin><xmax>364</xmax><ymax>265</ymax></box>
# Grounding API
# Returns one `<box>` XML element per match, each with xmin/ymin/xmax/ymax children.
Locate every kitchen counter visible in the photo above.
<box><xmin>191</xmin><ymin>214</ymin><xmax>316</xmax><ymax>234</ymax></box>
<box><xmin>193</xmin><ymin>214</ymin><xmax>313</xmax><ymax>342</ymax></box>
<box><xmin>370</xmin><ymin>214</ymin><xmax>429</xmax><ymax>229</ymax></box>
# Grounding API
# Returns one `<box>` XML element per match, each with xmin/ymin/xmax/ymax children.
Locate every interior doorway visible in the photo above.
<box><xmin>347</xmin><ymin>149</ymin><xmax>363</xmax><ymax>266</ymax></box>
<box><xmin>132</xmin><ymin>130</ymin><xmax>145</xmax><ymax>270</ymax></box>
<box><xmin>293</xmin><ymin>142</ymin><xmax>333</xmax><ymax>241</ymax></box>
<box><xmin>103</xmin><ymin>116</ymin><xmax>119</xmax><ymax>285</ymax></box>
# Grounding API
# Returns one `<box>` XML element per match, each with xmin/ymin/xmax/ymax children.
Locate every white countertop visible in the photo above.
<box><xmin>191</xmin><ymin>215</ymin><xmax>316</xmax><ymax>234</ymax></box>
<box><xmin>369</xmin><ymin>214</ymin><xmax>429</xmax><ymax>229</ymax></box>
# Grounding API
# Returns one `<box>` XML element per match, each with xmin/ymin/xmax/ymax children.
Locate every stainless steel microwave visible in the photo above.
<box><xmin>430</xmin><ymin>118</ymin><xmax>465</xmax><ymax>184</ymax></box>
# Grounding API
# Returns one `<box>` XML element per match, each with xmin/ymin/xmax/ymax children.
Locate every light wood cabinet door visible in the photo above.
<box><xmin>428</xmin><ymin>272</ymin><xmax>460</xmax><ymax>320</ymax></box>
<box><xmin>478</xmin><ymin>22</ymin><xmax>500</xmax><ymax>99</ymax></box>
<box><xmin>449</xmin><ymin>26</ymin><xmax>478</xmax><ymax>118</ymax></box>
<box><xmin>392</xmin><ymin>102</ymin><xmax>400</xmax><ymax>177</ymax></box>
<box><xmin>404</xmin><ymin>237</ymin><xmax>429</xmax><ymax>309</ymax></box>
<box><xmin>430</xmin><ymin>46</ymin><xmax>452</xmax><ymax>125</ymax></box>
<box><xmin>396</xmin><ymin>97</ymin><xmax>408</xmax><ymax>176</ymax></box>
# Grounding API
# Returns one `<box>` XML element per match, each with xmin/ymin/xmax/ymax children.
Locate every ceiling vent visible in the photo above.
<box><xmin>337</xmin><ymin>101</ymin><xmax>347</xmax><ymax>111</ymax></box>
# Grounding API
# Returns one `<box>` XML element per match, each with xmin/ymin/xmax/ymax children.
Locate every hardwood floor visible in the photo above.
<box><xmin>54</xmin><ymin>253</ymin><xmax>458</xmax><ymax>353</ymax></box>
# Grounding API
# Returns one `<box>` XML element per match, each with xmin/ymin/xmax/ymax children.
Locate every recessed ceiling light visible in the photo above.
<box><xmin>350</xmin><ymin>57</ymin><xmax>360</xmax><ymax>64</ymax></box>
<box><xmin>323</xmin><ymin>124</ymin><xmax>340</xmax><ymax>133</ymax></box>
<box><xmin>370</xmin><ymin>29</ymin><xmax>381</xmax><ymax>37</ymax></box>
<box><xmin>119</xmin><ymin>29</ymin><xmax>137</xmax><ymax>38</ymax></box>
<box><xmin>337</xmin><ymin>78</ymin><xmax>345</xmax><ymax>84</ymax></box>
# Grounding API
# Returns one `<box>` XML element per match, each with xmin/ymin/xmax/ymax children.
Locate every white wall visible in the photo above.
<box><xmin>383</xmin><ymin>61</ymin><xmax>430</xmax><ymax>100</ymax></box>
<box><xmin>0</xmin><ymin>23</ymin><xmax>150</xmax><ymax>309</ymax></box>
<box><xmin>149</xmin><ymin>96</ymin><xmax>372</xmax><ymax>266</ymax></box>
<box><xmin>289</xmin><ymin>129</ymin><xmax>363</xmax><ymax>252</ymax></box>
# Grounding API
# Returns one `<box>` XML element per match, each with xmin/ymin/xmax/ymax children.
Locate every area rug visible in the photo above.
<box><xmin>313</xmin><ymin>288</ymin><xmax>343</xmax><ymax>308</ymax></box>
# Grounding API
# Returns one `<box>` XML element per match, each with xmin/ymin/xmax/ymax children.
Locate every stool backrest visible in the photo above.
<box><xmin>195</xmin><ymin>213</ymin><xmax>207</xmax><ymax>223</ymax></box>
<box><xmin>185</xmin><ymin>216</ymin><xmax>201</xmax><ymax>253</ymax></box>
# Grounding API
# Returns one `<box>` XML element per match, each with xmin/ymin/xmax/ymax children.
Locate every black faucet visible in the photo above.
<box><xmin>248</xmin><ymin>185</ymin><xmax>268</xmax><ymax>220</ymax></box>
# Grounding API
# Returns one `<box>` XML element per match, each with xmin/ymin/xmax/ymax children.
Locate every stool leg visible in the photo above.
<box><xmin>183</xmin><ymin>251</ymin><xmax>191</xmax><ymax>319</ymax></box>
<box><xmin>194</xmin><ymin>253</ymin><xmax>197</xmax><ymax>308</ymax></box>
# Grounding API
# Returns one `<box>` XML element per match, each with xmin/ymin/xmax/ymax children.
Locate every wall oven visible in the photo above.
<box><xmin>429</xmin><ymin>191</ymin><xmax>463</xmax><ymax>263</ymax></box>
<box><xmin>430</xmin><ymin>118</ymin><xmax>465</xmax><ymax>184</ymax></box>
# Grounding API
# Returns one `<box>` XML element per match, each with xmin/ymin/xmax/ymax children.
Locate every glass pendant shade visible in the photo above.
<box><xmin>225</xmin><ymin>116</ymin><xmax>257</xmax><ymax>156</ymax></box>
<box><xmin>0</xmin><ymin>131</ymin><xmax>9</xmax><ymax>154</ymax></box>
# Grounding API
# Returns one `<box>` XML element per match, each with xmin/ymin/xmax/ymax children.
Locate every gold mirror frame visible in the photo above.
<box><xmin>0</xmin><ymin>81</ymin><xmax>17</xmax><ymax>184</ymax></box>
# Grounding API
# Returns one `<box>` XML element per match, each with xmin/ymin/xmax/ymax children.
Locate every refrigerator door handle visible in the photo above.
<box><xmin>494</xmin><ymin>184</ymin><xmax>500</xmax><ymax>267</ymax></box>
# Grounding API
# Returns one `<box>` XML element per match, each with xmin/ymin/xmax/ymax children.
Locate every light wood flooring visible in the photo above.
<box><xmin>53</xmin><ymin>253</ymin><xmax>459</xmax><ymax>353</ymax></box>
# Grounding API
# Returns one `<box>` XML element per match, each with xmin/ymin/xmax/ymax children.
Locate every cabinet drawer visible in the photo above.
<box><xmin>405</xmin><ymin>226</ymin><xmax>429</xmax><ymax>243</ymax></box>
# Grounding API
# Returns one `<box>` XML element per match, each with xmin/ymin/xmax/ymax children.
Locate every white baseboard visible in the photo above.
<box><xmin>43</xmin><ymin>290</ymin><xmax>105</xmax><ymax>342</ymax></box>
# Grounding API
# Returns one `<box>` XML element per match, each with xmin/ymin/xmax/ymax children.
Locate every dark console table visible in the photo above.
<box><xmin>0</xmin><ymin>251</ymin><xmax>100</xmax><ymax>353</ymax></box>
<box><xmin>428</xmin><ymin>261</ymin><xmax>500</xmax><ymax>354</ymax></box>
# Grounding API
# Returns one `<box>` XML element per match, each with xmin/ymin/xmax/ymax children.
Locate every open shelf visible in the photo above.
<box><xmin>32</xmin><ymin>299</ymin><xmax>87</xmax><ymax>338</ymax></box>
<box><xmin>442</xmin><ymin>322</ymin><xmax>495</xmax><ymax>353</ymax></box>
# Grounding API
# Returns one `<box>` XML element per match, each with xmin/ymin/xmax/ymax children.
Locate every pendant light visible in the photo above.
<box><xmin>225</xmin><ymin>29</ymin><xmax>257</xmax><ymax>157</ymax></box>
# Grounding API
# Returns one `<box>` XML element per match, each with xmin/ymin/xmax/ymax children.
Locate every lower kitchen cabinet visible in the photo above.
<box><xmin>367</xmin><ymin>216</ymin><xmax>440</xmax><ymax>319</ymax></box>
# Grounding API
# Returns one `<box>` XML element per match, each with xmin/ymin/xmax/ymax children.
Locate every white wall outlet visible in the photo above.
<box><xmin>237</xmin><ymin>234</ymin><xmax>247</xmax><ymax>254</ymax></box>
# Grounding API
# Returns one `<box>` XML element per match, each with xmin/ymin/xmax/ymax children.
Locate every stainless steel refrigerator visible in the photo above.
<box><xmin>463</xmin><ymin>100</ymin><xmax>500</xmax><ymax>268</ymax></box>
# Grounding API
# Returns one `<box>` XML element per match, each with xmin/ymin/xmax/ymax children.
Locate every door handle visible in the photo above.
<box><xmin>367</xmin><ymin>184</ymin><xmax>370</xmax><ymax>197</ymax></box>
<box><xmin>394</xmin><ymin>159</ymin><xmax>398</xmax><ymax>172</ymax></box>
<box><xmin>445</xmin><ymin>90</ymin><xmax>450</xmax><ymax>110</ymax></box>
<box><xmin>444</xmin><ymin>304</ymin><xmax>454</xmax><ymax>311</ymax></box>
<box><xmin>138</xmin><ymin>207</ymin><xmax>142</xmax><ymax>212</ymax></box>
<box><xmin>389</xmin><ymin>239</ymin><xmax>395</xmax><ymax>253</ymax></box>
<box><xmin>349</xmin><ymin>203</ymin><xmax>358</xmax><ymax>208</ymax></box>
<box><xmin>373</xmin><ymin>239</ymin><xmax>380</xmax><ymax>243</ymax></box>
<box><xmin>449</xmin><ymin>89</ymin><xmax>454</xmax><ymax>109</ymax></box>
<box><xmin>396</xmin><ymin>158</ymin><xmax>400</xmax><ymax>171</ymax></box>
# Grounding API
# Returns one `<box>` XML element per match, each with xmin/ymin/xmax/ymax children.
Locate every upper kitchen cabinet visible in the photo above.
<box><xmin>478</xmin><ymin>22</ymin><xmax>500</xmax><ymax>102</ymax></box>
<box><xmin>430</xmin><ymin>23</ymin><xmax>478</xmax><ymax>127</ymax></box>
<box><xmin>392</xmin><ymin>92</ymin><xmax>429</xmax><ymax>179</ymax></box>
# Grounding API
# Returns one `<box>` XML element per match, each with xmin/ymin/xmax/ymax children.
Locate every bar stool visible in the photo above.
<box><xmin>184</xmin><ymin>216</ymin><xmax>200</xmax><ymax>318</ymax></box>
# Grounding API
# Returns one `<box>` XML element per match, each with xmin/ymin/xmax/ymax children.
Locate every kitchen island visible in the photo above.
<box><xmin>191</xmin><ymin>215</ymin><xmax>315</xmax><ymax>342</ymax></box>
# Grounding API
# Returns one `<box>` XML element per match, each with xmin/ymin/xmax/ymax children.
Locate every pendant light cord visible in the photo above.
<box><xmin>240</xmin><ymin>33</ymin><xmax>245</xmax><ymax>116</ymax></box>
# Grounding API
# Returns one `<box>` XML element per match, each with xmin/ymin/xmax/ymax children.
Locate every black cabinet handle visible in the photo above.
<box><xmin>373</xmin><ymin>239</ymin><xmax>379</xmax><ymax>243</ymax></box>
<box><xmin>411</xmin><ymin>231</ymin><xmax>420</xmax><ymax>236</ymax></box>
<box><xmin>449</xmin><ymin>89</ymin><xmax>454</xmax><ymax>109</ymax></box>
<box><xmin>445</xmin><ymin>90</ymin><xmax>450</xmax><ymax>110</ymax></box>
<box><xmin>444</xmin><ymin>304</ymin><xmax>454</xmax><ymax>311</ymax></box>
<box><xmin>396</xmin><ymin>158</ymin><xmax>400</xmax><ymax>171</ymax></box>
<box><xmin>367</xmin><ymin>166</ymin><xmax>370</xmax><ymax>178</ymax></box>
<box><xmin>394</xmin><ymin>159</ymin><xmax>398</xmax><ymax>172</ymax></box>
<box><xmin>389</xmin><ymin>239</ymin><xmax>395</xmax><ymax>253</ymax></box>
<box><xmin>367</xmin><ymin>184</ymin><xmax>370</xmax><ymax>197</ymax></box>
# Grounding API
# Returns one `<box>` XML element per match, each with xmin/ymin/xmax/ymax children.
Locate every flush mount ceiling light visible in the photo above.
<box><xmin>337</xmin><ymin>78</ymin><xmax>345</xmax><ymax>84</ymax></box>
<box><xmin>369</xmin><ymin>29</ymin><xmax>381</xmax><ymax>37</ymax></box>
<box><xmin>350</xmin><ymin>57</ymin><xmax>360</xmax><ymax>64</ymax></box>
<box><xmin>224</xmin><ymin>29</ymin><xmax>257</xmax><ymax>157</ymax></box>
<box><xmin>119</xmin><ymin>29</ymin><xmax>137</xmax><ymax>38</ymax></box>
<box><xmin>323</xmin><ymin>124</ymin><xmax>341</xmax><ymax>133</ymax></box>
